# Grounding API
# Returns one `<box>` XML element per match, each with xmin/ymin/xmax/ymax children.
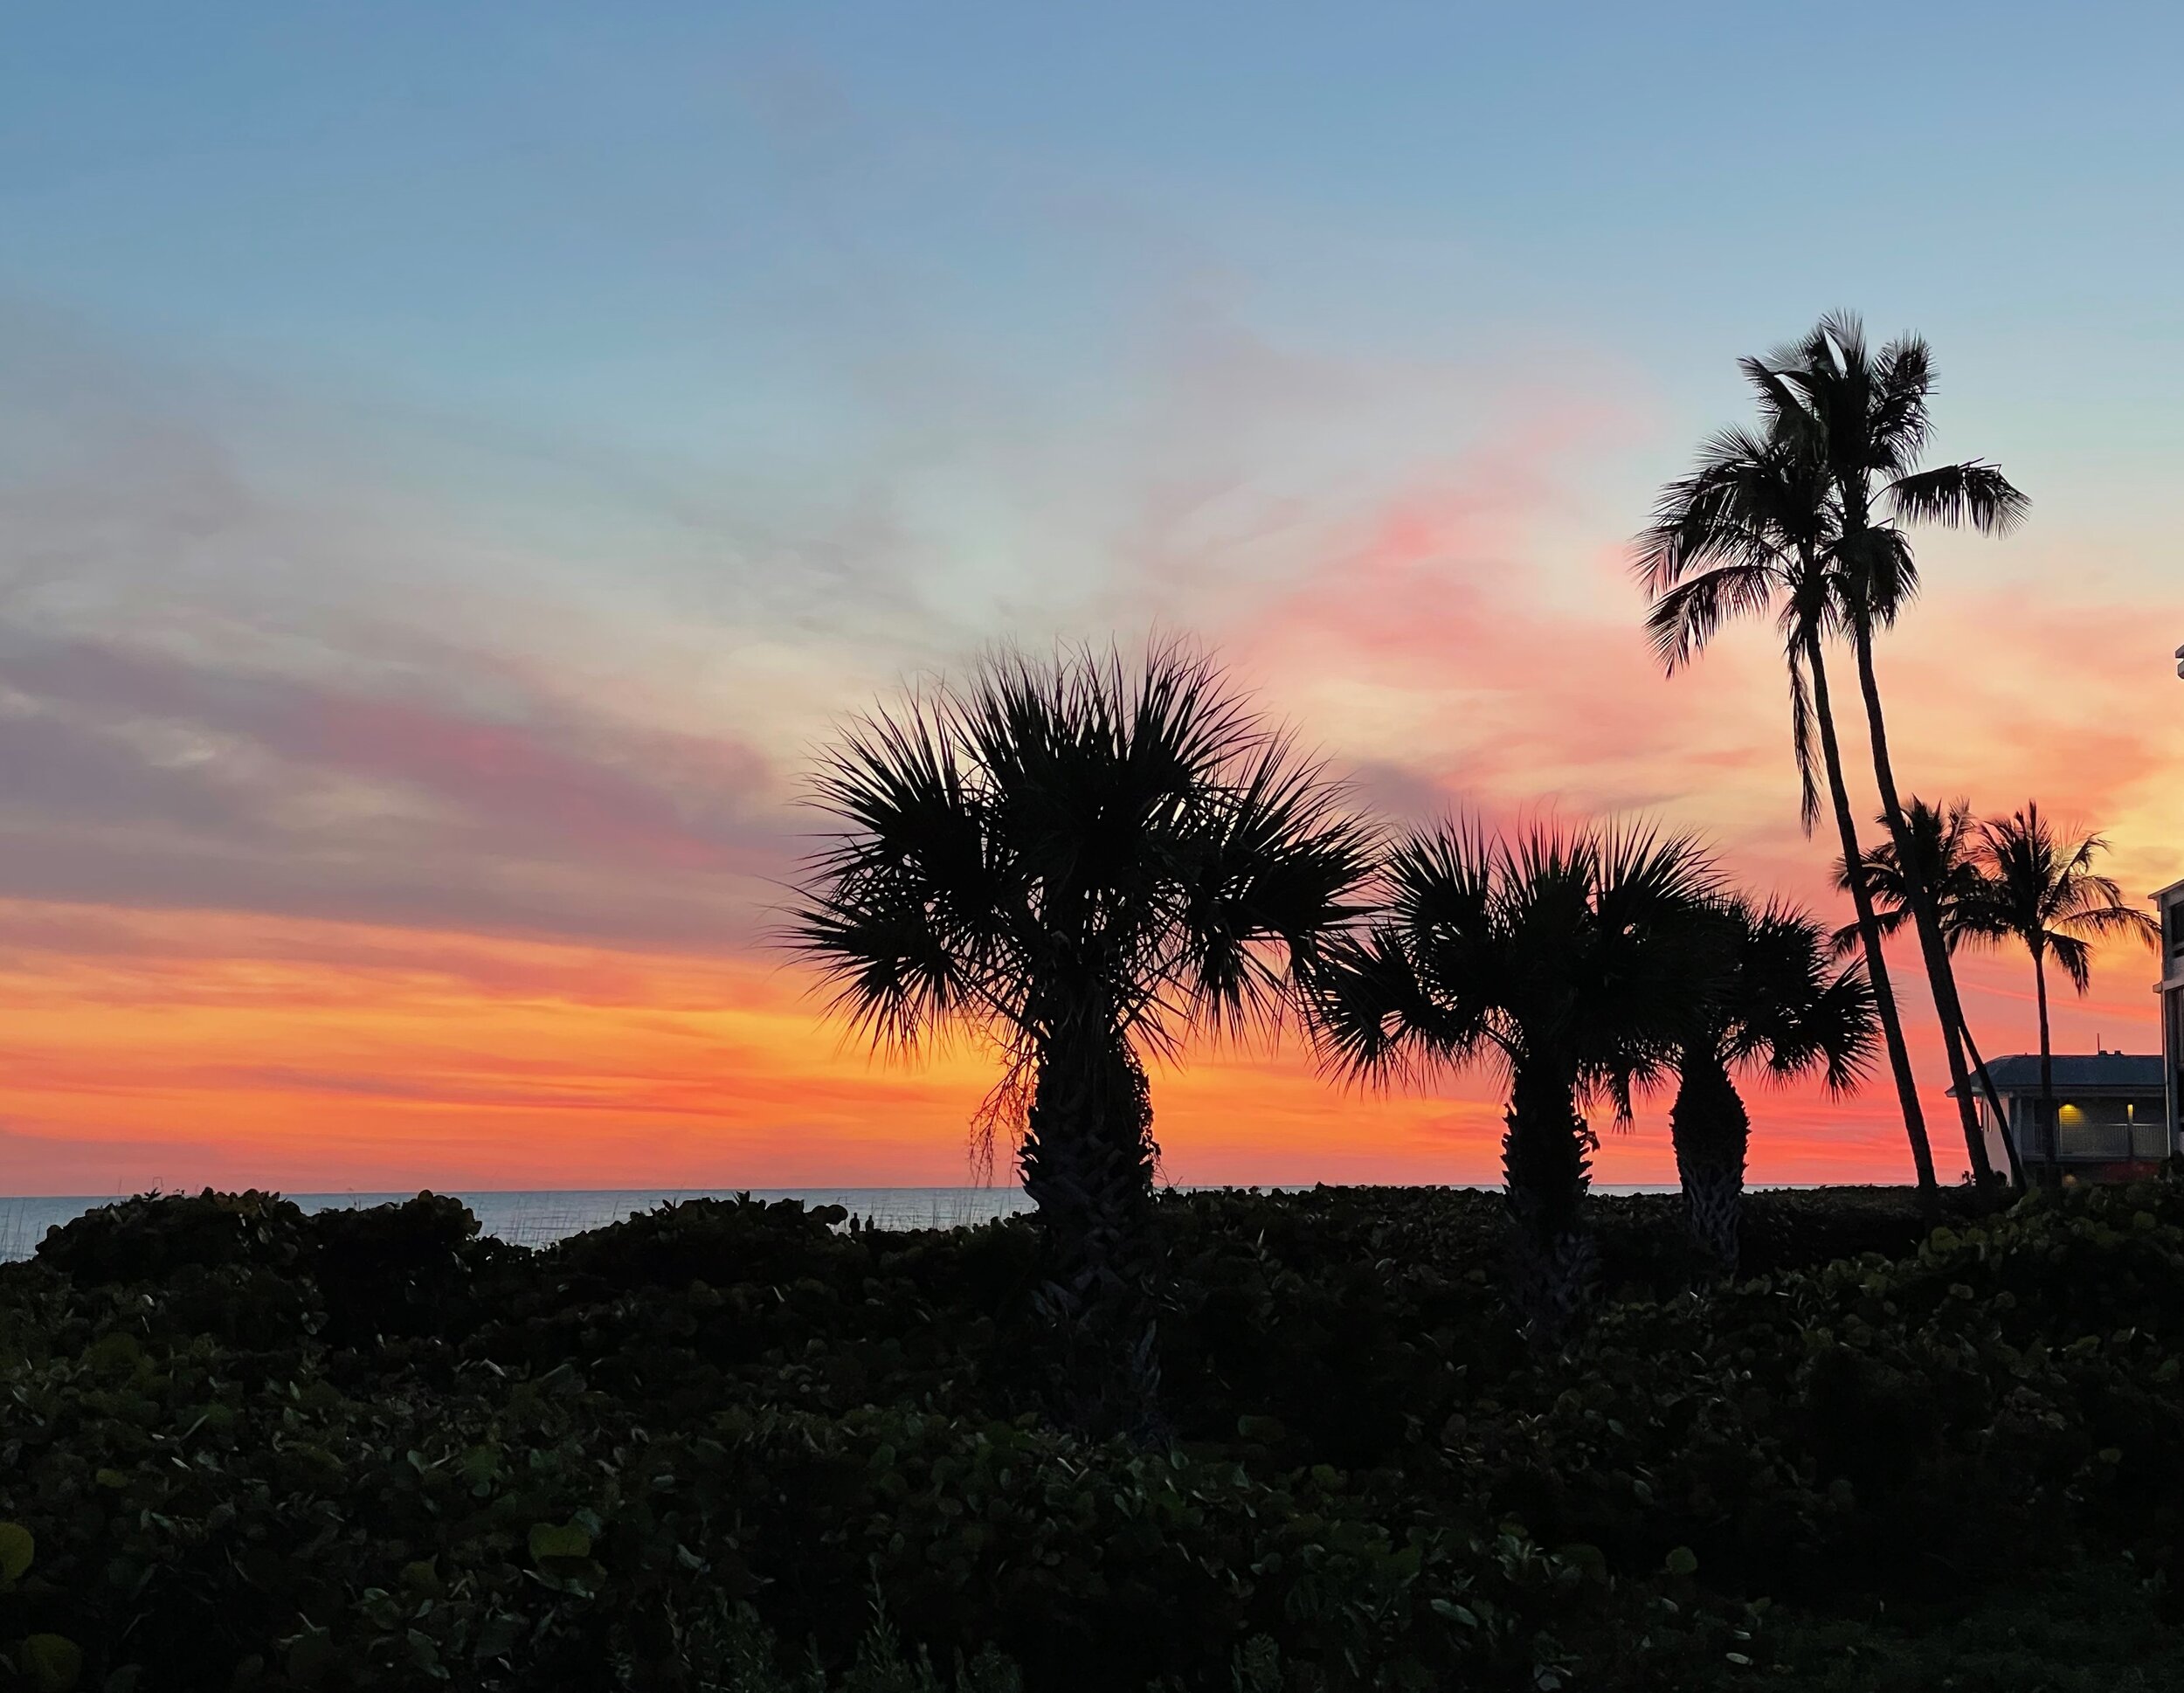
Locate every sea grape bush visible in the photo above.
<box><xmin>2</xmin><ymin>1184</ymin><xmax>2181</xmax><ymax>1690</ymax></box>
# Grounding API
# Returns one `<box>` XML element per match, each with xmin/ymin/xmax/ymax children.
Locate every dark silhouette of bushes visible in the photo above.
<box><xmin>3</xmin><ymin>1182</ymin><xmax>2178</xmax><ymax>1690</ymax></box>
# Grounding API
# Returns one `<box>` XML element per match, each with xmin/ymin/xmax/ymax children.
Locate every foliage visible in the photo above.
<box><xmin>1665</xmin><ymin>895</ymin><xmax>1875</xmax><ymax>1271</ymax></box>
<box><xmin>1972</xmin><ymin>803</ymin><xmax>2159</xmax><ymax>996</ymax></box>
<box><xmin>4</xmin><ymin>1181</ymin><xmax>2184</xmax><ymax>1690</ymax></box>
<box><xmin>1317</xmin><ymin>819</ymin><xmax>1723</xmax><ymax>1333</ymax></box>
<box><xmin>786</xmin><ymin>643</ymin><xmax>1371</xmax><ymax>1212</ymax></box>
<box><xmin>788</xmin><ymin>643</ymin><xmax>1377</xmax><ymax>1431</ymax></box>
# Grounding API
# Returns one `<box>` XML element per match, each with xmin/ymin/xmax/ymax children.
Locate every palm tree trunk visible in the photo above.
<box><xmin>1957</xmin><ymin>1017</ymin><xmax>2025</xmax><ymax>1191</ymax></box>
<box><xmin>1806</xmin><ymin>632</ymin><xmax>1939</xmax><ymax>1196</ymax></box>
<box><xmin>1502</xmin><ymin>1057</ymin><xmax>1598</xmax><ymax>1344</ymax></box>
<box><xmin>1019</xmin><ymin>1024</ymin><xmax>1164</xmax><ymax>1438</ymax></box>
<box><xmin>1850</xmin><ymin>632</ymin><xmax>1994</xmax><ymax>1185</ymax></box>
<box><xmin>1670</xmin><ymin>1045</ymin><xmax>1748</xmax><ymax>1277</ymax></box>
<box><xmin>2033</xmin><ymin>943</ymin><xmax>2056</xmax><ymax>1180</ymax></box>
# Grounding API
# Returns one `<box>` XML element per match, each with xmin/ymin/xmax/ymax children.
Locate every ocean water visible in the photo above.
<box><xmin>0</xmin><ymin>1183</ymin><xmax>1682</xmax><ymax>1263</ymax></box>
<box><xmin>0</xmin><ymin>1188</ymin><xmax>1036</xmax><ymax>1261</ymax></box>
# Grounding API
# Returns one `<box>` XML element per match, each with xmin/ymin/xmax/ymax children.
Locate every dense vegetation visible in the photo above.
<box><xmin>7</xmin><ymin>1182</ymin><xmax>2184</xmax><ymax>1691</ymax></box>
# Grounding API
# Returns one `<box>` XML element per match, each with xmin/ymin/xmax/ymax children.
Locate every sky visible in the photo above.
<box><xmin>2</xmin><ymin>3</ymin><xmax>2181</xmax><ymax>1194</ymax></box>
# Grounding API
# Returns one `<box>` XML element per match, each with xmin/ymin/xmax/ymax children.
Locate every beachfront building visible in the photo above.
<box><xmin>2160</xmin><ymin>878</ymin><xmax>2184</xmax><ymax>1159</ymax></box>
<box><xmin>1958</xmin><ymin>1051</ymin><xmax>2170</xmax><ymax>1182</ymax></box>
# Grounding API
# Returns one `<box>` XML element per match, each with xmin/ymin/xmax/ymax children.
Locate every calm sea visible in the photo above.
<box><xmin>0</xmin><ymin>1184</ymin><xmax>1681</xmax><ymax>1263</ymax></box>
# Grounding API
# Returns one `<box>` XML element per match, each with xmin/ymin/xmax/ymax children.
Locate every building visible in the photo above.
<box><xmin>1956</xmin><ymin>1051</ymin><xmax>2170</xmax><ymax>1182</ymax></box>
<box><xmin>2157</xmin><ymin>878</ymin><xmax>2184</xmax><ymax>1157</ymax></box>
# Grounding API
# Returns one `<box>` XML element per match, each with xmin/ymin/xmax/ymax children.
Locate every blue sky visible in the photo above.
<box><xmin>11</xmin><ymin>3</ymin><xmax>2182</xmax><ymax>482</ymax></box>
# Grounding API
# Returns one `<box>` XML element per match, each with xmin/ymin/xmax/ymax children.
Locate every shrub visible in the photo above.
<box><xmin>309</xmin><ymin>1192</ymin><xmax>501</xmax><ymax>1347</ymax></box>
<box><xmin>3</xmin><ymin>1182</ymin><xmax>2181</xmax><ymax>1690</ymax></box>
<box><xmin>36</xmin><ymin>1189</ymin><xmax>308</xmax><ymax>1283</ymax></box>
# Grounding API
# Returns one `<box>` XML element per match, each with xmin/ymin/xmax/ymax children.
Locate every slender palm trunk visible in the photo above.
<box><xmin>1806</xmin><ymin>632</ymin><xmax>1938</xmax><ymax>1195</ymax></box>
<box><xmin>2032</xmin><ymin>943</ymin><xmax>2056</xmax><ymax>1178</ymax></box>
<box><xmin>1850</xmin><ymin>632</ymin><xmax>1994</xmax><ymax>1185</ymax></box>
<box><xmin>1502</xmin><ymin>1057</ymin><xmax>1598</xmax><ymax>1344</ymax></box>
<box><xmin>1670</xmin><ymin>1044</ymin><xmax>1748</xmax><ymax>1277</ymax></box>
<box><xmin>1955</xmin><ymin>1017</ymin><xmax>2025</xmax><ymax>1191</ymax></box>
<box><xmin>1019</xmin><ymin>1021</ymin><xmax>1164</xmax><ymax>1438</ymax></box>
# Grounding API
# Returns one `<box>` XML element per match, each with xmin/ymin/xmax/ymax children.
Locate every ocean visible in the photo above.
<box><xmin>0</xmin><ymin>1183</ymin><xmax>1683</xmax><ymax>1263</ymax></box>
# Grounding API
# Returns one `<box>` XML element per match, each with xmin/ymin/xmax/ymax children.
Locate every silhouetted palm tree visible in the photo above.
<box><xmin>1318</xmin><ymin>820</ymin><xmax>1720</xmax><ymax>1339</ymax></box>
<box><xmin>1636</xmin><ymin>425</ymin><xmax>1939</xmax><ymax>1196</ymax></box>
<box><xmin>1672</xmin><ymin>895</ymin><xmax>1876</xmax><ymax>1275</ymax></box>
<box><xmin>1755</xmin><ymin>314</ymin><xmax>2028</xmax><ymax>1183</ymax></box>
<box><xmin>792</xmin><ymin>643</ymin><xmax>1372</xmax><ymax>1433</ymax></box>
<box><xmin>1833</xmin><ymin>796</ymin><xmax>2023</xmax><ymax>1186</ymax></box>
<box><xmin>1972</xmin><ymin>804</ymin><xmax>2159</xmax><ymax>1164</ymax></box>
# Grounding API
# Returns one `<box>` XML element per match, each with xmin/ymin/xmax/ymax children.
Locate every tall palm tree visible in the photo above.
<box><xmin>1318</xmin><ymin>820</ymin><xmax>1721</xmax><ymax>1339</ymax></box>
<box><xmin>1833</xmin><ymin>796</ymin><xmax>2023</xmax><ymax>1186</ymax></box>
<box><xmin>1972</xmin><ymin>804</ymin><xmax>2160</xmax><ymax>1164</ymax></box>
<box><xmin>1754</xmin><ymin>314</ymin><xmax>2029</xmax><ymax>1184</ymax></box>
<box><xmin>1636</xmin><ymin>425</ymin><xmax>1940</xmax><ymax>1196</ymax></box>
<box><xmin>792</xmin><ymin>642</ymin><xmax>1373</xmax><ymax>1431</ymax></box>
<box><xmin>1671</xmin><ymin>895</ymin><xmax>1876</xmax><ymax>1275</ymax></box>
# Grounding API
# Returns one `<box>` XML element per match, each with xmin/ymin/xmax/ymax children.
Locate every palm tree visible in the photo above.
<box><xmin>1636</xmin><ymin>425</ymin><xmax>1940</xmax><ymax>1197</ymax></box>
<box><xmin>1972</xmin><ymin>804</ymin><xmax>2159</xmax><ymax>1166</ymax></box>
<box><xmin>1833</xmin><ymin>796</ymin><xmax>2023</xmax><ymax>1186</ymax></box>
<box><xmin>1753</xmin><ymin>314</ymin><xmax>2029</xmax><ymax>1184</ymax></box>
<box><xmin>791</xmin><ymin>642</ymin><xmax>1372</xmax><ymax>1432</ymax></box>
<box><xmin>1318</xmin><ymin>819</ymin><xmax>1721</xmax><ymax>1339</ymax></box>
<box><xmin>1671</xmin><ymin>895</ymin><xmax>1876</xmax><ymax>1275</ymax></box>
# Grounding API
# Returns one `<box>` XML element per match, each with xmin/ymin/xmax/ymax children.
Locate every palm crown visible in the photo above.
<box><xmin>1830</xmin><ymin>797</ymin><xmax>2001</xmax><ymax>959</ymax></box>
<box><xmin>1690</xmin><ymin>894</ymin><xmax>1875</xmax><ymax>1094</ymax></box>
<box><xmin>794</xmin><ymin>643</ymin><xmax>1373</xmax><ymax>1068</ymax></box>
<box><xmin>1749</xmin><ymin>312</ymin><xmax>2028</xmax><ymax>632</ymax></box>
<box><xmin>1319</xmin><ymin>820</ymin><xmax>1724</xmax><ymax>1102</ymax></box>
<box><xmin>1973</xmin><ymin>804</ymin><xmax>2156</xmax><ymax>993</ymax></box>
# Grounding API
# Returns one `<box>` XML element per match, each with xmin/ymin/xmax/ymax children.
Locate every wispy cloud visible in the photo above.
<box><xmin>0</xmin><ymin>623</ymin><xmax>785</xmax><ymax>945</ymax></box>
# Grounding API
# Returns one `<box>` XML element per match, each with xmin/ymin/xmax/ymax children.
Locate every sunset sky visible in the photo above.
<box><xmin>3</xmin><ymin>3</ymin><xmax>2181</xmax><ymax>1194</ymax></box>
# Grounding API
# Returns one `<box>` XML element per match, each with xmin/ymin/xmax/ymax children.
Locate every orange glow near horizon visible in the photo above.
<box><xmin>1</xmin><ymin>888</ymin><xmax>2166</xmax><ymax>1199</ymax></box>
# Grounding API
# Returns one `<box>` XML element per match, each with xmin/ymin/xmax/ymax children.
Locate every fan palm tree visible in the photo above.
<box><xmin>1318</xmin><ymin>819</ymin><xmax>1721</xmax><ymax>1339</ymax></box>
<box><xmin>1971</xmin><ymin>804</ymin><xmax>2159</xmax><ymax>1164</ymax></box>
<box><xmin>1833</xmin><ymin>796</ymin><xmax>2023</xmax><ymax>1186</ymax></box>
<box><xmin>1635</xmin><ymin>425</ymin><xmax>1939</xmax><ymax>1196</ymax></box>
<box><xmin>1671</xmin><ymin>895</ymin><xmax>1876</xmax><ymax>1275</ymax></box>
<box><xmin>1753</xmin><ymin>314</ymin><xmax>2028</xmax><ymax>1183</ymax></box>
<box><xmin>792</xmin><ymin>642</ymin><xmax>1373</xmax><ymax>1432</ymax></box>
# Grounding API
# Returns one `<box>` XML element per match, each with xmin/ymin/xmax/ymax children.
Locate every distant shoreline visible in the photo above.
<box><xmin>1</xmin><ymin>1180</ymin><xmax>1896</xmax><ymax>1261</ymax></box>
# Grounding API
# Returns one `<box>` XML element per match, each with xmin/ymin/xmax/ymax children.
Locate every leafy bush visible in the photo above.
<box><xmin>35</xmin><ymin>1188</ymin><xmax>309</xmax><ymax>1283</ymax></box>
<box><xmin>2</xmin><ymin>1182</ymin><xmax>2179</xmax><ymax>1690</ymax></box>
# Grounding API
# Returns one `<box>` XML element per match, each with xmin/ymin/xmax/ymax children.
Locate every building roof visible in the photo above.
<box><xmin>1952</xmin><ymin>1053</ymin><xmax>2165</xmax><ymax>1095</ymax></box>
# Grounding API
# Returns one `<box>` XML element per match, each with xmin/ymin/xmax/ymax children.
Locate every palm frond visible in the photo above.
<box><xmin>2048</xmin><ymin>931</ymin><xmax>2095</xmax><ymax>995</ymax></box>
<box><xmin>1864</xmin><ymin>331</ymin><xmax>1935</xmax><ymax>476</ymax></box>
<box><xmin>1787</xmin><ymin>640</ymin><xmax>1821</xmax><ymax>833</ymax></box>
<box><xmin>1643</xmin><ymin>561</ymin><xmax>1780</xmax><ymax>672</ymax></box>
<box><xmin>2052</xmin><ymin>901</ymin><xmax>2161</xmax><ymax>950</ymax></box>
<box><xmin>1704</xmin><ymin>892</ymin><xmax>1879</xmax><ymax>1094</ymax></box>
<box><xmin>1887</xmin><ymin>461</ymin><xmax>2029</xmax><ymax>536</ymax></box>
